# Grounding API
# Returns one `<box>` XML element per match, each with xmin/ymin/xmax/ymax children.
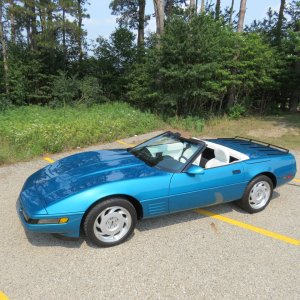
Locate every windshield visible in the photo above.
<box><xmin>129</xmin><ymin>132</ymin><xmax>205</xmax><ymax>172</ymax></box>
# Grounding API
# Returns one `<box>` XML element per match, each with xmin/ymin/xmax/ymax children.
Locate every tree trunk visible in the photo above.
<box><xmin>30</xmin><ymin>0</ymin><xmax>37</xmax><ymax>50</ymax></box>
<box><xmin>200</xmin><ymin>0</ymin><xmax>204</xmax><ymax>13</ymax></box>
<box><xmin>62</xmin><ymin>8</ymin><xmax>66</xmax><ymax>49</ymax></box>
<box><xmin>137</xmin><ymin>0</ymin><xmax>145</xmax><ymax>48</ymax></box>
<box><xmin>190</xmin><ymin>0</ymin><xmax>195</xmax><ymax>9</ymax></box>
<box><xmin>237</xmin><ymin>0</ymin><xmax>246</xmax><ymax>32</ymax></box>
<box><xmin>77</xmin><ymin>0</ymin><xmax>83</xmax><ymax>64</ymax></box>
<box><xmin>215</xmin><ymin>0</ymin><xmax>221</xmax><ymax>20</ymax></box>
<box><xmin>47</xmin><ymin>2</ymin><xmax>56</xmax><ymax>73</ymax></box>
<box><xmin>229</xmin><ymin>0</ymin><xmax>234</xmax><ymax>25</ymax></box>
<box><xmin>37</xmin><ymin>5</ymin><xmax>45</xmax><ymax>33</ymax></box>
<box><xmin>166</xmin><ymin>0</ymin><xmax>174</xmax><ymax>18</ymax></box>
<box><xmin>8</xmin><ymin>0</ymin><xmax>15</xmax><ymax>42</ymax></box>
<box><xmin>24</xmin><ymin>1</ymin><xmax>30</xmax><ymax>45</ymax></box>
<box><xmin>0</xmin><ymin>0</ymin><xmax>9</xmax><ymax>94</ymax></box>
<box><xmin>153</xmin><ymin>0</ymin><xmax>164</xmax><ymax>39</ymax></box>
<box><xmin>289</xmin><ymin>94</ymin><xmax>299</xmax><ymax>112</ymax></box>
<box><xmin>226</xmin><ymin>87</ymin><xmax>236</xmax><ymax>109</ymax></box>
<box><xmin>290</xmin><ymin>60</ymin><xmax>300</xmax><ymax>112</ymax></box>
<box><xmin>275</xmin><ymin>0</ymin><xmax>285</xmax><ymax>45</ymax></box>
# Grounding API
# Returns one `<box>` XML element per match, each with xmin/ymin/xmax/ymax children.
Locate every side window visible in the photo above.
<box><xmin>229</xmin><ymin>156</ymin><xmax>239</xmax><ymax>163</ymax></box>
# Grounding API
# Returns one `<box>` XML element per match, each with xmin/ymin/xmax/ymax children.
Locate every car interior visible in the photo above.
<box><xmin>192</xmin><ymin>141</ymin><xmax>248</xmax><ymax>169</ymax></box>
<box><xmin>144</xmin><ymin>137</ymin><xmax>249</xmax><ymax>171</ymax></box>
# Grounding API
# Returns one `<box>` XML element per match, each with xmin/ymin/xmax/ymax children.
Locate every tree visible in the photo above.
<box><xmin>275</xmin><ymin>0</ymin><xmax>286</xmax><ymax>44</ymax></box>
<box><xmin>165</xmin><ymin>0</ymin><xmax>174</xmax><ymax>17</ymax></box>
<box><xmin>128</xmin><ymin>14</ymin><xmax>238</xmax><ymax>115</ymax></box>
<box><xmin>0</xmin><ymin>0</ymin><xmax>9</xmax><ymax>93</ymax></box>
<box><xmin>7</xmin><ymin>0</ymin><xmax>15</xmax><ymax>42</ymax></box>
<box><xmin>215</xmin><ymin>0</ymin><xmax>220</xmax><ymax>20</ymax></box>
<box><xmin>94</xmin><ymin>27</ymin><xmax>136</xmax><ymax>99</ymax></box>
<box><xmin>110</xmin><ymin>0</ymin><xmax>149</xmax><ymax>48</ymax></box>
<box><xmin>153</xmin><ymin>0</ymin><xmax>164</xmax><ymax>39</ymax></box>
<box><xmin>237</xmin><ymin>0</ymin><xmax>246</xmax><ymax>32</ymax></box>
<box><xmin>137</xmin><ymin>0</ymin><xmax>146</xmax><ymax>47</ymax></box>
<box><xmin>200</xmin><ymin>0</ymin><xmax>204</xmax><ymax>13</ymax></box>
<box><xmin>285</xmin><ymin>0</ymin><xmax>300</xmax><ymax>112</ymax></box>
<box><xmin>76</xmin><ymin>0</ymin><xmax>85</xmax><ymax>64</ymax></box>
<box><xmin>128</xmin><ymin>13</ymin><xmax>280</xmax><ymax>115</ymax></box>
<box><xmin>229</xmin><ymin>0</ymin><xmax>234</xmax><ymax>25</ymax></box>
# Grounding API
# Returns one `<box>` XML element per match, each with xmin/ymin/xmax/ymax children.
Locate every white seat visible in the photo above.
<box><xmin>179</xmin><ymin>148</ymin><xmax>194</xmax><ymax>163</ymax></box>
<box><xmin>205</xmin><ymin>148</ymin><xmax>230</xmax><ymax>168</ymax></box>
<box><xmin>192</xmin><ymin>154</ymin><xmax>201</xmax><ymax>166</ymax></box>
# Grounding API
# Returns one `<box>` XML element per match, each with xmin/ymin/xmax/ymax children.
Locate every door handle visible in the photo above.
<box><xmin>232</xmin><ymin>170</ymin><xmax>241</xmax><ymax>174</ymax></box>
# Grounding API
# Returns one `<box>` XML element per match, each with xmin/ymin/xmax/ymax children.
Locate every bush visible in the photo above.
<box><xmin>228</xmin><ymin>104</ymin><xmax>247</xmax><ymax>119</ymax></box>
<box><xmin>51</xmin><ymin>71</ymin><xmax>80</xmax><ymax>107</ymax></box>
<box><xmin>79</xmin><ymin>77</ymin><xmax>107</xmax><ymax>105</ymax></box>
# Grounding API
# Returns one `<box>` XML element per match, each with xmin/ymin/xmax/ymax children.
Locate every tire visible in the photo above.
<box><xmin>83</xmin><ymin>198</ymin><xmax>137</xmax><ymax>247</ymax></box>
<box><xmin>236</xmin><ymin>175</ymin><xmax>273</xmax><ymax>213</ymax></box>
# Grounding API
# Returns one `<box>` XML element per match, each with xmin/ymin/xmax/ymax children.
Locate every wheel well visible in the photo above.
<box><xmin>80</xmin><ymin>194</ymin><xmax>143</xmax><ymax>230</ymax></box>
<box><xmin>258</xmin><ymin>172</ymin><xmax>277</xmax><ymax>188</ymax></box>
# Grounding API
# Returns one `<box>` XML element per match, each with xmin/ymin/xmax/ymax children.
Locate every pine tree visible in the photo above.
<box><xmin>237</xmin><ymin>0</ymin><xmax>246</xmax><ymax>32</ymax></box>
<box><xmin>110</xmin><ymin>0</ymin><xmax>149</xmax><ymax>48</ymax></box>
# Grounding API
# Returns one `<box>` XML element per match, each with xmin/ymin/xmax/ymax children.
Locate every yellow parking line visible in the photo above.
<box><xmin>43</xmin><ymin>157</ymin><xmax>55</xmax><ymax>163</ymax></box>
<box><xmin>294</xmin><ymin>178</ymin><xmax>300</xmax><ymax>183</ymax></box>
<box><xmin>0</xmin><ymin>291</ymin><xmax>9</xmax><ymax>300</ymax></box>
<box><xmin>195</xmin><ymin>208</ymin><xmax>300</xmax><ymax>246</ymax></box>
<box><xmin>116</xmin><ymin>140</ymin><xmax>135</xmax><ymax>147</ymax></box>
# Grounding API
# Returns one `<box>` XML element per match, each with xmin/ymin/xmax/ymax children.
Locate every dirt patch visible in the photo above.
<box><xmin>248</xmin><ymin>127</ymin><xmax>289</xmax><ymax>138</ymax></box>
<box><xmin>248</xmin><ymin>127</ymin><xmax>299</xmax><ymax>138</ymax></box>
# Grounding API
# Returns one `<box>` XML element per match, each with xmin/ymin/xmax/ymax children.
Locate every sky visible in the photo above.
<box><xmin>84</xmin><ymin>0</ymin><xmax>285</xmax><ymax>43</ymax></box>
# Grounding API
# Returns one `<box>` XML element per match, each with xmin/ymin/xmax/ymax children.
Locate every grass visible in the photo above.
<box><xmin>0</xmin><ymin>103</ymin><xmax>299</xmax><ymax>165</ymax></box>
<box><xmin>0</xmin><ymin>103</ymin><xmax>164</xmax><ymax>164</ymax></box>
<box><xmin>201</xmin><ymin>114</ymin><xmax>300</xmax><ymax>150</ymax></box>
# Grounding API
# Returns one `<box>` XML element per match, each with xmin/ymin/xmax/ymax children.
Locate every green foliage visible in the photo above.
<box><xmin>93</xmin><ymin>27</ymin><xmax>136</xmax><ymax>99</ymax></box>
<box><xmin>110</xmin><ymin>0</ymin><xmax>150</xmax><ymax>30</ymax></box>
<box><xmin>0</xmin><ymin>94</ymin><xmax>11</xmax><ymax>111</ymax></box>
<box><xmin>228</xmin><ymin>103</ymin><xmax>247</xmax><ymax>119</ymax></box>
<box><xmin>128</xmin><ymin>13</ymin><xmax>280</xmax><ymax>116</ymax></box>
<box><xmin>52</xmin><ymin>71</ymin><xmax>79</xmax><ymax>106</ymax></box>
<box><xmin>0</xmin><ymin>103</ymin><xmax>164</xmax><ymax>164</ymax></box>
<box><xmin>51</xmin><ymin>73</ymin><xmax>107</xmax><ymax>107</ymax></box>
<box><xmin>0</xmin><ymin>0</ymin><xmax>299</xmax><ymax>127</ymax></box>
<box><xmin>79</xmin><ymin>76</ymin><xmax>107</xmax><ymax>105</ymax></box>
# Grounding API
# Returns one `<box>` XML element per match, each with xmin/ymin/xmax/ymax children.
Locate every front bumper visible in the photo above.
<box><xmin>17</xmin><ymin>198</ymin><xmax>84</xmax><ymax>238</ymax></box>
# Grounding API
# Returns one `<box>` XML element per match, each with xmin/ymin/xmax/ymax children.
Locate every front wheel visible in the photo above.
<box><xmin>236</xmin><ymin>175</ymin><xmax>273</xmax><ymax>213</ymax></box>
<box><xmin>83</xmin><ymin>198</ymin><xmax>137</xmax><ymax>247</ymax></box>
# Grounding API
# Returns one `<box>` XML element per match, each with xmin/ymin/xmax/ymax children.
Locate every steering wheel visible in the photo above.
<box><xmin>179</xmin><ymin>155</ymin><xmax>188</xmax><ymax>163</ymax></box>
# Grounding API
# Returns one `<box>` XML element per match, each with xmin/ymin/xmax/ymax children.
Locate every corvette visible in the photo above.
<box><xmin>17</xmin><ymin>131</ymin><xmax>297</xmax><ymax>247</ymax></box>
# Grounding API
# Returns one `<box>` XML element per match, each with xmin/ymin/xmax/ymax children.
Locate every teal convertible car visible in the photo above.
<box><xmin>18</xmin><ymin>132</ymin><xmax>297</xmax><ymax>247</ymax></box>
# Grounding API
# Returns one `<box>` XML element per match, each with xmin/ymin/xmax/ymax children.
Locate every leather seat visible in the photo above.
<box><xmin>205</xmin><ymin>148</ymin><xmax>230</xmax><ymax>168</ymax></box>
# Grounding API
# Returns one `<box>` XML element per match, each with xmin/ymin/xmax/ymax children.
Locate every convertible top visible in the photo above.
<box><xmin>208</xmin><ymin>137</ymin><xmax>290</xmax><ymax>159</ymax></box>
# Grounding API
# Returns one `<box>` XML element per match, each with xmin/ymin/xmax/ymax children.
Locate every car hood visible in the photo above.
<box><xmin>21</xmin><ymin>149</ymin><xmax>157</xmax><ymax>209</ymax></box>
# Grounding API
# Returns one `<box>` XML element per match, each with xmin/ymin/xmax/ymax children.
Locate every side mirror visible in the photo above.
<box><xmin>186</xmin><ymin>165</ymin><xmax>205</xmax><ymax>175</ymax></box>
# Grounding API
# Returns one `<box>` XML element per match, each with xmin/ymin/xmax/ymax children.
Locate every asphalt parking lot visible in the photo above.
<box><xmin>0</xmin><ymin>131</ymin><xmax>299</xmax><ymax>299</ymax></box>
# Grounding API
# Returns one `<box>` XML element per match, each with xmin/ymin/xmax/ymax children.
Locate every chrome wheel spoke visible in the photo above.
<box><xmin>248</xmin><ymin>181</ymin><xmax>271</xmax><ymax>209</ymax></box>
<box><xmin>93</xmin><ymin>206</ymin><xmax>132</xmax><ymax>243</ymax></box>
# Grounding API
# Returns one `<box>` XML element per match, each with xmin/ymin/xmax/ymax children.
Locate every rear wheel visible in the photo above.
<box><xmin>236</xmin><ymin>175</ymin><xmax>273</xmax><ymax>213</ymax></box>
<box><xmin>84</xmin><ymin>198</ymin><xmax>137</xmax><ymax>247</ymax></box>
